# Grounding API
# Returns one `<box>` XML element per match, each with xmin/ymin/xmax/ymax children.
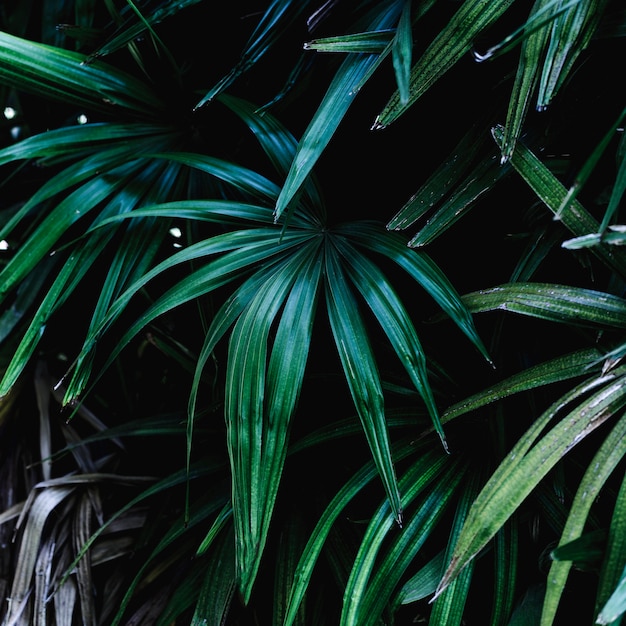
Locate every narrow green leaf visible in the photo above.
<box><xmin>490</xmin><ymin>521</ymin><xmax>519</xmax><ymax>625</ymax></box>
<box><xmin>0</xmin><ymin>156</ymin><xmax>146</xmax><ymax>316</ymax></box>
<box><xmin>63</xmin><ymin>229</ymin><xmax>313</xmax><ymax>404</ymax></box>
<box><xmin>274</xmin><ymin>2</ymin><xmax>404</xmax><ymax>222</ymax></box>
<box><xmin>373</xmin><ymin>0</ymin><xmax>515</xmax><ymax>129</ymax></box>
<box><xmin>0</xmin><ymin>144</ymin><xmax>164</xmax><ymax>243</ymax></box>
<box><xmin>550</xmin><ymin>528</ymin><xmax>606</xmax><ymax>566</ymax></box>
<box><xmin>558</xmin><ymin>106</ymin><xmax>626</xmax><ymax>225</ymax></box>
<box><xmin>195</xmin><ymin>0</ymin><xmax>315</xmax><ymax>108</ymax></box>
<box><xmin>92</xmin><ymin>199</ymin><xmax>276</xmax><ymax>228</ymax></box>
<box><xmin>387</xmin><ymin>123</ymin><xmax>495</xmax><ymax>233</ymax></box>
<box><xmin>436</xmin><ymin>370</ymin><xmax>626</xmax><ymax>598</ymax></box>
<box><xmin>407</xmin><ymin>152</ymin><xmax>509</xmax><ymax>247</ymax></box>
<box><xmin>597</xmin><ymin>565</ymin><xmax>626</xmax><ymax>625</ymax></box>
<box><xmin>0</xmin><ymin>228</ymin><xmax>114</xmax><ymax>397</ymax></box>
<box><xmin>215</xmin><ymin>93</ymin><xmax>326</xmax><ymax>222</ymax></box>
<box><xmin>282</xmin><ymin>438</ymin><xmax>423</xmax><ymax>626</ymax></box>
<box><xmin>492</xmin><ymin>124</ymin><xmax>626</xmax><ymax>277</ymax></box>
<box><xmin>428</xmin><ymin>468</ymin><xmax>483</xmax><ymax>626</ymax></box>
<box><xmin>303</xmin><ymin>31</ymin><xmax>394</xmax><ymax>53</ymax></box>
<box><xmin>324</xmin><ymin>243</ymin><xmax>402</xmax><ymax>524</ymax></box>
<box><xmin>110</xmin><ymin>493</ymin><xmax>230</xmax><ymax>626</ymax></box>
<box><xmin>0</xmin><ymin>31</ymin><xmax>163</xmax><ymax>116</ymax></box>
<box><xmin>0</xmin><ymin>122</ymin><xmax>171</xmax><ymax>167</ymax></box>
<box><xmin>332</xmin><ymin>235</ymin><xmax>444</xmax><ymax>447</ymax></box>
<box><xmin>392</xmin><ymin>1</ymin><xmax>412</xmax><ymax>105</ymax></box>
<box><xmin>498</xmin><ymin>0</ymin><xmax>570</xmax><ymax>162</ymax></box>
<box><xmin>340</xmin><ymin>454</ymin><xmax>461</xmax><ymax>626</ymax></box>
<box><xmin>394</xmin><ymin>551</ymin><xmax>446</xmax><ymax>605</ymax></box>
<box><xmin>336</xmin><ymin>222</ymin><xmax>492</xmax><ymax>365</ymax></box>
<box><xmin>536</xmin><ymin>0</ymin><xmax>609</xmax><ymax>109</ymax></box>
<box><xmin>71</xmin><ymin>161</ymin><xmax>181</xmax><ymax>399</ymax></box>
<box><xmin>597</xmin><ymin>472</ymin><xmax>626</xmax><ymax>620</ymax></box>
<box><xmin>226</xmin><ymin>243</ymin><xmax>322</xmax><ymax>602</ymax></box>
<box><xmin>86</xmin><ymin>0</ymin><xmax>203</xmax><ymax>61</ymax></box>
<box><xmin>151</xmin><ymin>151</ymin><xmax>280</xmax><ymax>203</ymax></box>
<box><xmin>459</xmin><ymin>283</ymin><xmax>626</xmax><ymax>329</ymax></box>
<box><xmin>542</xmin><ymin>412</ymin><xmax>626</xmax><ymax>625</ymax></box>
<box><xmin>508</xmin><ymin>584</ymin><xmax>547</xmax><ymax>626</ymax></box>
<box><xmin>440</xmin><ymin>347</ymin><xmax>604</xmax><ymax>425</ymax></box>
<box><xmin>191</xmin><ymin>527</ymin><xmax>236</xmax><ymax>626</ymax></box>
<box><xmin>273</xmin><ymin>516</ymin><xmax>308</xmax><ymax>626</ymax></box>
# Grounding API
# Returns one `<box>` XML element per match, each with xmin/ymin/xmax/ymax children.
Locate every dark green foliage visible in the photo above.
<box><xmin>0</xmin><ymin>1</ymin><xmax>624</xmax><ymax>624</ymax></box>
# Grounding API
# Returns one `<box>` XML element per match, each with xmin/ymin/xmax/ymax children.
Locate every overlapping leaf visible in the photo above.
<box><xmin>0</xmin><ymin>31</ymin><xmax>163</xmax><ymax>116</ymax></box>
<box><xmin>436</xmin><ymin>365</ymin><xmax>626</xmax><ymax>600</ymax></box>
<box><xmin>373</xmin><ymin>0</ymin><xmax>515</xmax><ymax>129</ymax></box>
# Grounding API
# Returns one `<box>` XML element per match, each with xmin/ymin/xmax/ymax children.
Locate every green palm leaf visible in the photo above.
<box><xmin>215</xmin><ymin>93</ymin><xmax>326</xmax><ymax>221</ymax></box>
<box><xmin>336</xmin><ymin>222</ymin><xmax>491</xmax><ymax>365</ymax></box>
<box><xmin>0</xmin><ymin>31</ymin><xmax>163</xmax><ymax>116</ymax></box>
<box><xmin>536</xmin><ymin>0</ymin><xmax>609</xmax><ymax>109</ymax></box>
<box><xmin>542</xmin><ymin>411</ymin><xmax>626</xmax><ymax>625</ymax></box>
<box><xmin>498</xmin><ymin>0</ymin><xmax>576</xmax><ymax>163</ymax></box>
<box><xmin>282</xmin><ymin>437</ymin><xmax>430</xmax><ymax>626</ymax></box>
<box><xmin>596</xmin><ymin>473</ymin><xmax>626</xmax><ymax>623</ymax></box>
<box><xmin>436</xmin><ymin>367</ymin><xmax>626</xmax><ymax>599</ymax></box>
<box><xmin>195</xmin><ymin>0</ymin><xmax>316</xmax><ymax>108</ymax></box>
<box><xmin>85</xmin><ymin>0</ymin><xmax>204</xmax><ymax>62</ymax></box>
<box><xmin>597</xmin><ymin>565</ymin><xmax>626</xmax><ymax>626</ymax></box>
<box><xmin>226</xmin><ymin>242</ymin><xmax>322</xmax><ymax>602</ymax></box>
<box><xmin>440</xmin><ymin>347</ymin><xmax>604</xmax><ymax>426</ymax></box>
<box><xmin>459</xmin><ymin>283</ymin><xmax>626</xmax><ymax>328</ymax></box>
<box><xmin>340</xmin><ymin>454</ymin><xmax>463</xmax><ymax>626</ymax></box>
<box><xmin>0</xmin><ymin>121</ymin><xmax>171</xmax><ymax>166</ymax></box>
<box><xmin>386</xmin><ymin>122</ymin><xmax>501</xmax><ymax>235</ymax></box>
<box><xmin>406</xmin><ymin>149</ymin><xmax>510</xmax><ymax>248</ymax></box>
<box><xmin>428</xmin><ymin>469</ymin><xmax>485</xmax><ymax>626</ymax></box>
<box><xmin>62</xmin><ymin>228</ymin><xmax>313</xmax><ymax>403</ymax></box>
<box><xmin>324</xmin><ymin>242</ymin><xmax>402</xmax><ymax>524</ymax></box>
<box><xmin>274</xmin><ymin>1</ymin><xmax>404</xmax><ymax>221</ymax></box>
<box><xmin>332</xmin><ymin>235</ymin><xmax>442</xmax><ymax>445</ymax></box>
<box><xmin>491</xmin><ymin>124</ymin><xmax>626</xmax><ymax>277</ymax></box>
<box><xmin>373</xmin><ymin>0</ymin><xmax>515</xmax><ymax>129</ymax></box>
<box><xmin>0</xmin><ymin>158</ymin><xmax>145</xmax><ymax>303</ymax></box>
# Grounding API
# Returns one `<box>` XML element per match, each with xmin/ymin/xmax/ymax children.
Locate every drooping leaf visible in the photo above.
<box><xmin>226</xmin><ymin>242</ymin><xmax>322</xmax><ymax>602</ymax></box>
<box><xmin>62</xmin><ymin>229</ymin><xmax>314</xmax><ymax>404</ymax></box>
<box><xmin>426</xmin><ymin>469</ymin><xmax>483</xmax><ymax>626</ymax></box>
<box><xmin>386</xmin><ymin>122</ymin><xmax>499</xmax><ymax>235</ymax></box>
<box><xmin>340</xmin><ymin>454</ymin><xmax>463</xmax><ymax>626</ymax></box>
<box><xmin>336</xmin><ymin>222</ymin><xmax>491</xmax><ymax>365</ymax></box>
<box><xmin>392</xmin><ymin>1</ymin><xmax>412</xmax><ymax>105</ymax></box>
<box><xmin>324</xmin><ymin>242</ymin><xmax>402</xmax><ymax>524</ymax></box>
<box><xmin>497</xmin><ymin>0</ymin><xmax>576</xmax><ymax>163</ymax></box>
<box><xmin>190</xmin><ymin>526</ymin><xmax>237</xmax><ymax>626</ymax></box>
<box><xmin>282</xmin><ymin>437</ymin><xmax>425</xmax><ymax>626</ymax></box>
<box><xmin>332</xmin><ymin>234</ymin><xmax>443</xmax><ymax>446</ymax></box>
<box><xmin>536</xmin><ymin>0</ymin><xmax>610</xmax><ymax>109</ymax></box>
<box><xmin>440</xmin><ymin>347</ymin><xmax>604</xmax><ymax>426</ymax></box>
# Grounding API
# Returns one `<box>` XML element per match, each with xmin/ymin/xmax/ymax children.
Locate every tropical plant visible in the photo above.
<box><xmin>0</xmin><ymin>0</ymin><xmax>624</xmax><ymax>625</ymax></box>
